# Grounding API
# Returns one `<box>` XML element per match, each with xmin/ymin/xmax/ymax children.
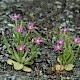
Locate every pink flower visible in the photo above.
<box><xmin>34</xmin><ymin>37</ymin><xmax>42</xmax><ymax>44</ymax></box>
<box><xmin>62</xmin><ymin>27</ymin><xmax>67</xmax><ymax>33</ymax></box>
<box><xmin>73</xmin><ymin>35</ymin><xmax>80</xmax><ymax>43</ymax></box>
<box><xmin>57</xmin><ymin>39</ymin><xmax>64</xmax><ymax>44</ymax></box>
<box><xmin>16</xmin><ymin>25</ymin><xmax>23</xmax><ymax>32</ymax></box>
<box><xmin>17</xmin><ymin>45</ymin><xmax>24</xmax><ymax>50</ymax></box>
<box><xmin>10</xmin><ymin>13</ymin><xmax>20</xmax><ymax>19</ymax></box>
<box><xmin>27</xmin><ymin>23</ymin><xmax>35</xmax><ymax>29</ymax></box>
<box><xmin>54</xmin><ymin>44</ymin><xmax>62</xmax><ymax>50</ymax></box>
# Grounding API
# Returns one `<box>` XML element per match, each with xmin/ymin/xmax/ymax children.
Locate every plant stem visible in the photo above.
<box><xmin>15</xmin><ymin>19</ymin><xmax>17</xmax><ymax>27</ymax></box>
<box><xmin>25</xmin><ymin>44</ymin><xmax>37</xmax><ymax>63</ymax></box>
<box><xmin>58</xmin><ymin>50</ymin><xmax>60</xmax><ymax>56</ymax></box>
<box><xmin>24</xmin><ymin>30</ymin><xmax>30</xmax><ymax>47</ymax></box>
<box><xmin>25</xmin><ymin>53</ymin><xmax>35</xmax><ymax>63</ymax></box>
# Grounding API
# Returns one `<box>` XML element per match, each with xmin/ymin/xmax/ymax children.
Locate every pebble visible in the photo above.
<box><xmin>35</xmin><ymin>8</ymin><xmax>41</xmax><ymax>13</ymax></box>
<box><xmin>0</xmin><ymin>2</ymin><xmax>7</xmax><ymax>10</ymax></box>
<box><xmin>3</xmin><ymin>0</ymin><xmax>15</xmax><ymax>3</ymax></box>
<box><xmin>2</xmin><ymin>45</ymin><xmax>6</xmax><ymax>50</ymax></box>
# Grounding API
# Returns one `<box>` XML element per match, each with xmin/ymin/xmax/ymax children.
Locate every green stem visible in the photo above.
<box><xmin>22</xmin><ymin>50</ymin><xmax>28</xmax><ymax>63</ymax></box>
<box><xmin>77</xmin><ymin>45</ymin><xmax>80</xmax><ymax>54</ymax></box>
<box><xmin>18</xmin><ymin>50</ymin><xmax>22</xmax><ymax>61</ymax></box>
<box><xmin>18</xmin><ymin>32</ymin><xmax>22</xmax><ymax>44</ymax></box>
<box><xmin>24</xmin><ymin>44</ymin><xmax>37</xmax><ymax>64</ymax></box>
<box><xmin>24</xmin><ymin>30</ymin><xmax>30</xmax><ymax>47</ymax></box>
<box><xmin>32</xmin><ymin>29</ymin><xmax>43</xmax><ymax>39</ymax></box>
<box><xmin>13</xmin><ymin>48</ymin><xmax>20</xmax><ymax>62</ymax></box>
<box><xmin>72</xmin><ymin>42</ymin><xmax>76</xmax><ymax>49</ymax></box>
<box><xmin>58</xmin><ymin>50</ymin><xmax>60</xmax><ymax>56</ymax></box>
<box><xmin>23</xmin><ymin>50</ymin><xmax>28</xmax><ymax>58</ymax></box>
<box><xmin>25</xmin><ymin>53</ymin><xmax>35</xmax><ymax>63</ymax></box>
<box><xmin>15</xmin><ymin>19</ymin><xmax>17</xmax><ymax>27</ymax></box>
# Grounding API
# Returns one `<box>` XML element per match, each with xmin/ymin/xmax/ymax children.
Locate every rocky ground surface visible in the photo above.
<box><xmin>0</xmin><ymin>0</ymin><xmax>80</xmax><ymax>80</ymax></box>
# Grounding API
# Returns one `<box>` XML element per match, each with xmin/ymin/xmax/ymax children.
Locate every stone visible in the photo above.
<box><xmin>0</xmin><ymin>2</ymin><xmax>7</xmax><ymax>10</ymax></box>
<box><xmin>3</xmin><ymin>0</ymin><xmax>15</xmax><ymax>3</ymax></box>
<box><xmin>17</xmin><ymin>0</ymin><xmax>33</xmax><ymax>1</ymax></box>
<box><xmin>2</xmin><ymin>45</ymin><xmax>6</xmax><ymax>50</ymax></box>
<box><xmin>35</xmin><ymin>8</ymin><xmax>41</xmax><ymax>13</ymax></box>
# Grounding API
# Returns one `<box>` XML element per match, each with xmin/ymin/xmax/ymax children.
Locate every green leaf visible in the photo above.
<box><xmin>22</xmin><ymin>66</ymin><xmax>32</xmax><ymax>72</ymax></box>
<box><xmin>13</xmin><ymin>31</ymin><xmax>19</xmax><ymax>46</ymax></box>
<box><xmin>31</xmin><ymin>44</ymin><xmax>37</xmax><ymax>54</ymax></box>
<box><xmin>13</xmin><ymin>48</ymin><xmax>20</xmax><ymax>62</ymax></box>
<box><xmin>64</xmin><ymin>64</ymin><xmax>74</xmax><ymax>71</ymax></box>
<box><xmin>32</xmin><ymin>29</ymin><xmax>43</xmax><ymax>39</ymax></box>
<box><xmin>57</xmin><ymin>56</ymin><xmax>62</xmax><ymax>64</ymax></box>
<box><xmin>20</xmin><ymin>20</ymin><xmax>23</xmax><ymax>27</ymax></box>
<box><xmin>25</xmin><ymin>54</ymin><xmax>35</xmax><ymax>63</ymax></box>
<box><xmin>13</xmin><ymin>62</ymin><xmax>23</xmax><ymax>70</ymax></box>
<box><xmin>13</xmin><ymin>31</ymin><xmax>18</xmax><ymax>39</ymax></box>
<box><xmin>7</xmin><ymin>48</ymin><xmax>13</xmax><ymax>54</ymax></box>
<box><xmin>23</xmin><ymin>50</ymin><xmax>28</xmax><ymax>58</ymax></box>
<box><xmin>7</xmin><ymin>59</ymin><xmax>15</xmax><ymax>65</ymax></box>
<box><xmin>11</xmin><ymin>55</ymin><xmax>16</xmax><ymax>60</ymax></box>
<box><xmin>24</xmin><ymin>60</ymin><xmax>34</xmax><ymax>65</ymax></box>
<box><xmin>14</xmin><ymin>31</ymin><xmax>21</xmax><ymax>44</ymax></box>
<box><xmin>3</xmin><ymin>35</ymin><xmax>10</xmax><ymax>48</ymax></box>
<box><xmin>66</xmin><ymin>53</ymin><xmax>74</xmax><ymax>64</ymax></box>
<box><xmin>55</xmin><ymin>26</ymin><xmax>60</xmax><ymax>40</ymax></box>
<box><xmin>22</xmin><ymin>50</ymin><xmax>28</xmax><ymax>63</ymax></box>
<box><xmin>65</xmin><ymin>53</ymin><xmax>71</xmax><ymax>62</ymax></box>
<box><xmin>24</xmin><ymin>30</ymin><xmax>30</xmax><ymax>47</ymax></box>
<box><xmin>18</xmin><ymin>32</ymin><xmax>22</xmax><ymax>44</ymax></box>
<box><xmin>3</xmin><ymin>35</ymin><xmax>13</xmax><ymax>54</ymax></box>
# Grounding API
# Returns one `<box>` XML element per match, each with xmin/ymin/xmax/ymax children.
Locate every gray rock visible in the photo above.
<box><xmin>17</xmin><ymin>0</ymin><xmax>33</xmax><ymax>1</ymax></box>
<box><xmin>0</xmin><ymin>47</ymin><xmax>2</xmax><ymax>50</ymax></box>
<box><xmin>0</xmin><ymin>17</ymin><xmax>4</xmax><ymax>22</ymax></box>
<box><xmin>2</xmin><ymin>45</ymin><xmax>6</xmax><ymax>50</ymax></box>
<box><xmin>8</xmin><ymin>24</ymin><xmax>14</xmax><ymax>27</ymax></box>
<box><xmin>0</xmin><ymin>2</ymin><xmax>7</xmax><ymax>10</ymax></box>
<box><xmin>27</xmin><ymin>73</ymin><xmax>31</xmax><ymax>76</ymax></box>
<box><xmin>35</xmin><ymin>8</ymin><xmax>41</xmax><ymax>13</ymax></box>
<box><xmin>47</xmin><ymin>3</ymin><xmax>53</xmax><ymax>9</ymax></box>
<box><xmin>0</xmin><ymin>55</ymin><xmax>3</xmax><ymax>60</ymax></box>
<box><xmin>3</xmin><ymin>0</ymin><xmax>15</xmax><ymax>3</ymax></box>
<box><xmin>42</xmin><ymin>75</ymin><xmax>48</xmax><ymax>79</ymax></box>
<box><xmin>4</xmin><ymin>53</ymin><xmax>9</xmax><ymax>57</ymax></box>
<box><xmin>42</xmin><ymin>64</ymin><xmax>47</xmax><ymax>70</ymax></box>
<box><xmin>11</xmin><ymin>76</ymin><xmax>16</xmax><ymax>80</ymax></box>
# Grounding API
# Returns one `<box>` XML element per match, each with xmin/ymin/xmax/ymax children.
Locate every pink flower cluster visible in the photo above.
<box><xmin>34</xmin><ymin>37</ymin><xmax>42</xmax><ymax>44</ymax></box>
<box><xmin>73</xmin><ymin>35</ymin><xmax>80</xmax><ymax>43</ymax></box>
<box><xmin>10</xmin><ymin>13</ymin><xmax>20</xmax><ymax>19</ymax></box>
<box><xmin>61</xmin><ymin>27</ymin><xmax>67</xmax><ymax>33</ymax></box>
<box><xmin>54</xmin><ymin>27</ymin><xmax>80</xmax><ymax>51</ymax></box>
<box><xmin>16</xmin><ymin>25</ymin><xmax>23</xmax><ymax>32</ymax></box>
<box><xmin>54</xmin><ymin>39</ymin><xmax>64</xmax><ymax>51</ymax></box>
<box><xmin>17</xmin><ymin>45</ymin><xmax>24</xmax><ymax>51</ymax></box>
<box><xmin>17</xmin><ymin>37</ymin><xmax>42</xmax><ymax>51</ymax></box>
<box><xmin>27</xmin><ymin>23</ymin><xmax>35</xmax><ymax>29</ymax></box>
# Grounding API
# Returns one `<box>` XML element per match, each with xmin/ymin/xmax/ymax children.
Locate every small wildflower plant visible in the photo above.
<box><xmin>53</xmin><ymin>26</ymin><xmax>80</xmax><ymax>71</ymax></box>
<box><xmin>2</xmin><ymin>13</ymin><xmax>43</xmax><ymax>72</ymax></box>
